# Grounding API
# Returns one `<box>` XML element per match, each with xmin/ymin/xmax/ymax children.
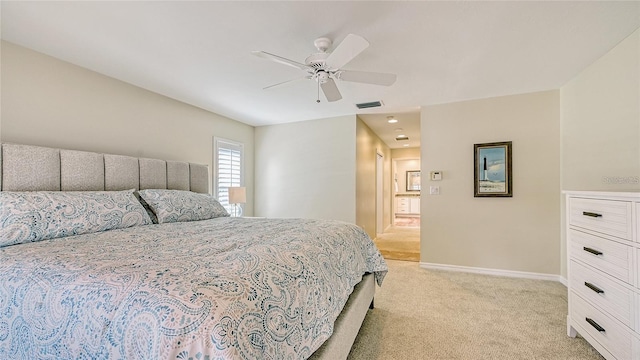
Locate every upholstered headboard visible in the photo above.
<box><xmin>0</xmin><ymin>143</ymin><xmax>209</xmax><ymax>194</ymax></box>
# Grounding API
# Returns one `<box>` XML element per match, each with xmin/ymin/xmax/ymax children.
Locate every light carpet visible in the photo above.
<box><xmin>347</xmin><ymin>260</ymin><xmax>604</xmax><ymax>360</ymax></box>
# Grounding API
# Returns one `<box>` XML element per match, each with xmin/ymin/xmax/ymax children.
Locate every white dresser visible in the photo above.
<box><xmin>566</xmin><ymin>191</ymin><xmax>640</xmax><ymax>360</ymax></box>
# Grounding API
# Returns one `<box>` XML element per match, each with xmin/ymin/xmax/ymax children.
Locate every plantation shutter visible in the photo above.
<box><xmin>214</xmin><ymin>138</ymin><xmax>244</xmax><ymax>213</ymax></box>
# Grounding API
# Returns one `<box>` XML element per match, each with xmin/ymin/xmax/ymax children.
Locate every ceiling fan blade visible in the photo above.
<box><xmin>337</xmin><ymin>70</ymin><xmax>397</xmax><ymax>86</ymax></box>
<box><xmin>320</xmin><ymin>78</ymin><xmax>342</xmax><ymax>102</ymax></box>
<box><xmin>252</xmin><ymin>51</ymin><xmax>311</xmax><ymax>71</ymax></box>
<box><xmin>325</xmin><ymin>34</ymin><xmax>369</xmax><ymax>69</ymax></box>
<box><xmin>263</xmin><ymin>76</ymin><xmax>311</xmax><ymax>90</ymax></box>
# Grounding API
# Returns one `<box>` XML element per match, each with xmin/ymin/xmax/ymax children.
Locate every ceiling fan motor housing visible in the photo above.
<box><xmin>305</xmin><ymin>52</ymin><xmax>329</xmax><ymax>70</ymax></box>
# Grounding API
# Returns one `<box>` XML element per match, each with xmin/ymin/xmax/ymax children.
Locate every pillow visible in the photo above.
<box><xmin>0</xmin><ymin>189</ymin><xmax>153</xmax><ymax>248</ymax></box>
<box><xmin>137</xmin><ymin>189</ymin><xmax>229</xmax><ymax>224</ymax></box>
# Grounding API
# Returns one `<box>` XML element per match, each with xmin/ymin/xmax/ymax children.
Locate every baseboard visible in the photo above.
<box><xmin>420</xmin><ymin>262</ymin><xmax>566</xmax><ymax>284</ymax></box>
<box><xmin>557</xmin><ymin>276</ymin><xmax>568</xmax><ymax>287</ymax></box>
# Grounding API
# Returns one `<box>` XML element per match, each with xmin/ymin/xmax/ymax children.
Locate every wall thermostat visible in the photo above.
<box><xmin>430</xmin><ymin>171</ymin><xmax>442</xmax><ymax>181</ymax></box>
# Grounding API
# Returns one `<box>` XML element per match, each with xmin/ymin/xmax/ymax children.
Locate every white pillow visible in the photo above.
<box><xmin>137</xmin><ymin>189</ymin><xmax>229</xmax><ymax>224</ymax></box>
<box><xmin>0</xmin><ymin>189</ymin><xmax>152</xmax><ymax>248</ymax></box>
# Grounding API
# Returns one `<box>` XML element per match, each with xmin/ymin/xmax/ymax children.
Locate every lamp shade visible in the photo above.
<box><xmin>228</xmin><ymin>187</ymin><xmax>246</xmax><ymax>204</ymax></box>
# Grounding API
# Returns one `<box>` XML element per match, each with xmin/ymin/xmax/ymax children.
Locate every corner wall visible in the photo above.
<box><xmin>421</xmin><ymin>90</ymin><xmax>561</xmax><ymax>275</ymax></box>
<box><xmin>254</xmin><ymin>115</ymin><xmax>357</xmax><ymax>223</ymax></box>
<box><xmin>1</xmin><ymin>41</ymin><xmax>255</xmax><ymax>215</ymax></box>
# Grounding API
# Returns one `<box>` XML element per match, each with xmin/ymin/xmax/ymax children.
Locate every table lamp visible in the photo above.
<box><xmin>228</xmin><ymin>186</ymin><xmax>246</xmax><ymax>217</ymax></box>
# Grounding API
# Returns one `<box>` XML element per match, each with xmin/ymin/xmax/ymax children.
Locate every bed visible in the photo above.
<box><xmin>0</xmin><ymin>143</ymin><xmax>388</xmax><ymax>359</ymax></box>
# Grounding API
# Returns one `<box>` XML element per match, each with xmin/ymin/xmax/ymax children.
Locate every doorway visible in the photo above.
<box><xmin>373</xmin><ymin>156</ymin><xmax>421</xmax><ymax>262</ymax></box>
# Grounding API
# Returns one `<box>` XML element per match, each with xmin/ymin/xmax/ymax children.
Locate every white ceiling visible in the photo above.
<box><xmin>2</xmin><ymin>1</ymin><xmax>639</xmax><ymax>149</ymax></box>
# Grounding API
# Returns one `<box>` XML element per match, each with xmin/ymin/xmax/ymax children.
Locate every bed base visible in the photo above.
<box><xmin>309</xmin><ymin>273</ymin><xmax>375</xmax><ymax>360</ymax></box>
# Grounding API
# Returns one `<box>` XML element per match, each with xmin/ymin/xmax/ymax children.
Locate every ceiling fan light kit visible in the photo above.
<box><xmin>253</xmin><ymin>34</ymin><xmax>397</xmax><ymax>103</ymax></box>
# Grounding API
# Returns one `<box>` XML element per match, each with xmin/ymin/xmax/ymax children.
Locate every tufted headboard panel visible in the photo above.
<box><xmin>0</xmin><ymin>143</ymin><xmax>209</xmax><ymax>194</ymax></box>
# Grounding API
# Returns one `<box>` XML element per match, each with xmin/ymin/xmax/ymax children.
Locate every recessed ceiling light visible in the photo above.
<box><xmin>387</xmin><ymin>116</ymin><xmax>398</xmax><ymax>124</ymax></box>
<box><xmin>395</xmin><ymin>128</ymin><xmax>404</xmax><ymax>132</ymax></box>
<box><xmin>397</xmin><ymin>134</ymin><xmax>406</xmax><ymax>137</ymax></box>
<box><xmin>403</xmin><ymin>144</ymin><xmax>410</xmax><ymax>147</ymax></box>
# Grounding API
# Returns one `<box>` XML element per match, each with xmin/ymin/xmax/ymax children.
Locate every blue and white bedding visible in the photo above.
<box><xmin>0</xmin><ymin>217</ymin><xmax>387</xmax><ymax>359</ymax></box>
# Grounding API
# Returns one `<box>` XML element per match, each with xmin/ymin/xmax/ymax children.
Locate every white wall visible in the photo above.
<box><xmin>421</xmin><ymin>90</ymin><xmax>561</xmax><ymax>275</ymax></box>
<box><xmin>559</xmin><ymin>28</ymin><xmax>640</xmax><ymax>277</ymax></box>
<box><xmin>254</xmin><ymin>115</ymin><xmax>356</xmax><ymax>223</ymax></box>
<box><xmin>1</xmin><ymin>41</ymin><xmax>255</xmax><ymax>215</ymax></box>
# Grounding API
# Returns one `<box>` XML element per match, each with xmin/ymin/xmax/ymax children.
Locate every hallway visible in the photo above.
<box><xmin>373</xmin><ymin>221</ymin><xmax>420</xmax><ymax>262</ymax></box>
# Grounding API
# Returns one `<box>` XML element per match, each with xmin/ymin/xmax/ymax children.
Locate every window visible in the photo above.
<box><xmin>213</xmin><ymin>137</ymin><xmax>244</xmax><ymax>214</ymax></box>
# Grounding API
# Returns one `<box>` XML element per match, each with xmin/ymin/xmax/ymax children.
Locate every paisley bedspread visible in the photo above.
<box><xmin>0</xmin><ymin>217</ymin><xmax>387</xmax><ymax>359</ymax></box>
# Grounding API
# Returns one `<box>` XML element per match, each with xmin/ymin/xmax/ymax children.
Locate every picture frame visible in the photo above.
<box><xmin>406</xmin><ymin>170</ymin><xmax>421</xmax><ymax>191</ymax></box>
<box><xmin>474</xmin><ymin>141</ymin><xmax>512</xmax><ymax>197</ymax></box>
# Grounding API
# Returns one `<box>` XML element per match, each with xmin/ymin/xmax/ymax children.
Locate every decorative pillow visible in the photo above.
<box><xmin>137</xmin><ymin>189</ymin><xmax>229</xmax><ymax>224</ymax></box>
<box><xmin>0</xmin><ymin>190</ymin><xmax>152</xmax><ymax>248</ymax></box>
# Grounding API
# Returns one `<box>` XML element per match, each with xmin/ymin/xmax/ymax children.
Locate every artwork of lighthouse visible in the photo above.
<box><xmin>474</xmin><ymin>141</ymin><xmax>512</xmax><ymax>197</ymax></box>
<box><xmin>483</xmin><ymin>157</ymin><xmax>489</xmax><ymax>181</ymax></box>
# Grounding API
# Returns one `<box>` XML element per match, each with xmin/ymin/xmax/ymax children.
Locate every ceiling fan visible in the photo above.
<box><xmin>252</xmin><ymin>34</ymin><xmax>397</xmax><ymax>103</ymax></box>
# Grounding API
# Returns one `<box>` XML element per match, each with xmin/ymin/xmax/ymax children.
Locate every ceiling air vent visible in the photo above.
<box><xmin>355</xmin><ymin>101</ymin><xmax>383</xmax><ymax>109</ymax></box>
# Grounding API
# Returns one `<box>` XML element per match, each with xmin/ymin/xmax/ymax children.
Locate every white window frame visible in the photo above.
<box><xmin>213</xmin><ymin>137</ymin><xmax>244</xmax><ymax>215</ymax></box>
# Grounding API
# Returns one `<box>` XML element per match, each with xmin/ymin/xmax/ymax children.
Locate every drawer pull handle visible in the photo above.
<box><xmin>582</xmin><ymin>211</ymin><xmax>603</xmax><ymax>218</ymax></box>
<box><xmin>584</xmin><ymin>282</ymin><xmax>604</xmax><ymax>294</ymax></box>
<box><xmin>585</xmin><ymin>318</ymin><xmax>605</xmax><ymax>333</ymax></box>
<box><xmin>583</xmin><ymin>247</ymin><xmax>603</xmax><ymax>256</ymax></box>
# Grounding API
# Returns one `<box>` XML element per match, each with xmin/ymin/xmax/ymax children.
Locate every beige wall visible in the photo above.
<box><xmin>1</xmin><ymin>41</ymin><xmax>255</xmax><ymax>214</ymax></box>
<box><xmin>392</xmin><ymin>147</ymin><xmax>421</xmax><ymax>195</ymax></box>
<box><xmin>391</xmin><ymin>147</ymin><xmax>420</xmax><ymax>159</ymax></box>
<box><xmin>395</xmin><ymin>159</ymin><xmax>421</xmax><ymax>194</ymax></box>
<box><xmin>421</xmin><ymin>90</ymin><xmax>561</xmax><ymax>275</ymax></box>
<box><xmin>559</xmin><ymin>28</ymin><xmax>640</xmax><ymax>278</ymax></box>
<box><xmin>356</xmin><ymin>117</ymin><xmax>392</xmax><ymax>238</ymax></box>
<box><xmin>254</xmin><ymin>115</ymin><xmax>357</xmax><ymax>223</ymax></box>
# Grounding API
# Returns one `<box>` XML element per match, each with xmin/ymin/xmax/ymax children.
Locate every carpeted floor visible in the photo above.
<box><xmin>347</xmin><ymin>260</ymin><xmax>604</xmax><ymax>360</ymax></box>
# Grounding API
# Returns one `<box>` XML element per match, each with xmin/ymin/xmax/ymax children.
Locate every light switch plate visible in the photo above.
<box><xmin>430</xmin><ymin>186</ymin><xmax>440</xmax><ymax>195</ymax></box>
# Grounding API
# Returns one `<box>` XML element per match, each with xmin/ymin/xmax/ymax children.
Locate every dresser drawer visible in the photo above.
<box><xmin>569</xmin><ymin>197</ymin><xmax>633</xmax><ymax>240</ymax></box>
<box><xmin>569</xmin><ymin>229</ymin><xmax>633</xmax><ymax>284</ymax></box>
<box><xmin>570</xmin><ymin>293</ymin><xmax>633</xmax><ymax>360</ymax></box>
<box><xmin>570</xmin><ymin>260</ymin><xmax>633</xmax><ymax>329</ymax></box>
<box><xmin>397</xmin><ymin>198</ymin><xmax>410</xmax><ymax>205</ymax></box>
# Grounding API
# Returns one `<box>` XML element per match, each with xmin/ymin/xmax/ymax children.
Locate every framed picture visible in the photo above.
<box><xmin>474</xmin><ymin>141</ymin><xmax>512</xmax><ymax>197</ymax></box>
<box><xmin>406</xmin><ymin>170</ymin><xmax>421</xmax><ymax>191</ymax></box>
